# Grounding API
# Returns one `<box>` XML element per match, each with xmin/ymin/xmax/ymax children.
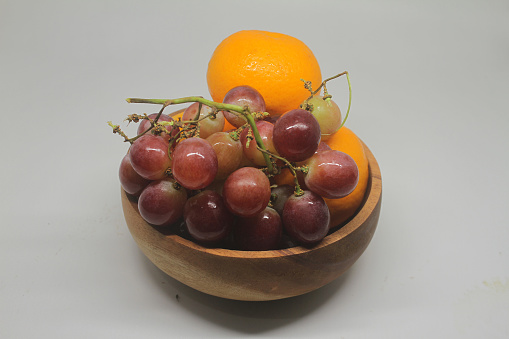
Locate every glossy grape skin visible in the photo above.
<box><xmin>138</xmin><ymin>179</ymin><xmax>187</xmax><ymax>227</ymax></box>
<box><xmin>240</xmin><ymin>120</ymin><xmax>278</xmax><ymax>167</ymax></box>
<box><xmin>290</xmin><ymin>141</ymin><xmax>333</xmax><ymax>189</ymax></box>
<box><xmin>206</xmin><ymin>131</ymin><xmax>243</xmax><ymax>181</ymax></box>
<box><xmin>234</xmin><ymin>207</ymin><xmax>282</xmax><ymax>251</ymax></box>
<box><xmin>273</xmin><ymin>109</ymin><xmax>321</xmax><ymax>162</ymax></box>
<box><xmin>263</xmin><ymin>115</ymin><xmax>279</xmax><ymax>125</ymax></box>
<box><xmin>184</xmin><ymin>190</ymin><xmax>234</xmax><ymax>245</ymax></box>
<box><xmin>222</xmin><ymin>85</ymin><xmax>266</xmax><ymax>127</ymax></box>
<box><xmin>270</xmin><ymin>185</ymin><xmax>294</xmax><ymax>216</ymax></box>
<box><xmin>304</xmin><ymin>96</ymin><xmax>342</xmax><ymax>141</ymax></box>
<box><xmin>137</xmin><ymin>113</ymin><xmax>178</xmax><ymax>140</ymax></box>
<box><xmin>222</xmin><ymin>167</ymin><xmax>271</xmax><ymax>217</ymax></box>
<box><xmin>172</xmin><ymin>137</ymin><xmax>218</xmax><ymax>190</ymax></box>
<box><xmin>119</xmin><ymin>154</ymin><xmax>151</xmax><ymax>196</ymax></box>
<box><xmin>316</xmin><ymin>141</ymin><xmax>332</xmax><ymax>153</ymax></box>
<box><xmin>129</xmin><ymin>134</ymin><xmax>171</xmax><ymax>180</ymax></box>
<box><xmin>304</xmin><ymin>150</ymin><xmax>359</xmax><ymax>199</ymax></box>
<box><xmin>295</xmin><ymin>142</ymin><xmax>331</xmax><ymax>167</ymax></box>
<box><xmin>182</xmin><ymin>102</ymin><xmax>225</xmax><ymax>139</ymax></box>
<box><xmin>282</xmin><ymin>191</ymin><xmax>330</xmax><ymax>245</ymax></box>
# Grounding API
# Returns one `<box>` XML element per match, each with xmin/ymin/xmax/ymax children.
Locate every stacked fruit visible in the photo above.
<box><xmin>112</xmin><ymin>30</ymin><xmax>368</xmax><ymax>250</ymax></box>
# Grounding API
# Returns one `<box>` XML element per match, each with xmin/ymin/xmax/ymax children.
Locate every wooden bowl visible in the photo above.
<box><xmin>121</xmin><ymin>142</ymin><xmax>382</xmax><ymax>301</ymax></box>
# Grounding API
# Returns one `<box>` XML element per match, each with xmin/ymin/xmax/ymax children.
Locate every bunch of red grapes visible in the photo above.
<box><xmin>117</xmin><ymin>86</ymin><xmax>359</xmax><ymax>250</ymax></box>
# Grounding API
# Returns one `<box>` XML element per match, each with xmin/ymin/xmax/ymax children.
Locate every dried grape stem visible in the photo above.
<box><xmin>107</xmin><ymin>121</ymin><xmax>130</xmax><ymax>142</ymax></box>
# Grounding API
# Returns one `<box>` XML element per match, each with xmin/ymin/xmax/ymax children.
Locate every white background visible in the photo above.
<box><xmin>1</xmin><ymin>0</ymin><xmax>508</xmax><ymax>338</ymax></box>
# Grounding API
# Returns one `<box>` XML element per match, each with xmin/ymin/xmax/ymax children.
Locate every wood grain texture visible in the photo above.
<box><xmin>121</xmin><ymin>141</ymin><xmax>382</xmax><ymax>301</ymax></box>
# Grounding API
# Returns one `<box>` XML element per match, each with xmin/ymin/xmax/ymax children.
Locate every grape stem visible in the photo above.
<box><xmin>256</xmin><ymin>146</ymin><xmax>305</xmax><ymax>197</ymax></box>
<box><xmin>194</xmin><ymin>102</ymin><xmax>203</xmax><ymax>121</ymax></box>
<box><xmin>303</xmin><ymin>71</ymin><xmax>352</xmax><ymax>129</ymax></box>
<box><xmin>126</xmin><ymin>96</ymin><xmax>274</xmax><ymax>173</ymax></box>
<box><xmin>244</xmin><ymin>114</ymin><xmax>274</xmax><ymax>174</ymax></box>
<box><xmin>127</xmin><ymin>96</ymin><xmax>246</xmax><ymax>115</ymax></box>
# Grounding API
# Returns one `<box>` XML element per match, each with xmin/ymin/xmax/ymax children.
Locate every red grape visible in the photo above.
<box><xmin>316</xmin><ymin>141</ymin><xmax>332</xmax><ymax>153</ymax></box>
<box><xmin>204</xmin><ymin>180</ymin><xmax>225</xmax><ymax>195</ymax></box>
<box><xmin>304</xmin><ymin>150</ymin><xmax>359</xmax><ymax>199</ymax></box>
<box><xmin>182</xmin><ymin>102</ymin><xmax>225</xmax><ymax>139</ymax></box>
<box><xmin>240</xmin><ymin>120</ymin><xmax>278</xmax><ymax>167</ymax></box>
<box><xmin>282</xmin><ymin>191</ymin><xmax>330</xmax><ymax>245</ymax></box>
<box><xmin>206</xmin><ymin>131</ymin><xmax>243</xmax><ymax>181</ymax></box>
<box><xmin>263</xmin><ymin>115</ymin><xmax>279</xmax><ymax>125</ymax></box>
<box><xmin>119</xmin><ymin>153</ymin><xmax>151</xmax><ymax>196</ymax></box>
<box><xmin>270</xmin><ymin>185</ymin><xmax>294</xmax><ymax>216</ymax></box>
<box><xmin>291</xmin><ymin>141</ymin><xmax>332</xmax><ymax>188</ymax></box>
<box><xmin>172</xmin><ymin>137</ymin><xmax>218</xmax><ymax>190</ymax></box>
<box><xmin>238</xmin><ymin>147</ymin><xmax>257</xmax><ymax>168</ymax></box>
<box><xmin>222</xmin><ymin>167</ymin><xmax>271</xmax><ymax>217</ymax></box>
<box><xmin>129</xmin><ymin>134</ymin><xmax>171</xmax><ymax>180</ymax></box>
<box><xmin>273</xmin><ymin>109</ymin><xmax>321</xmax><ymax>162</ymax></box>
<box><xmin>304</xmin><ymin>96</ymin><xmax>342</xmax><ymax>141</ymax></box>
<box><xmin>234</xmin><ymin>207</ymin><xmax>282</xmax><ymax>250</ymax></box>
<box><xmin>138</xmin><ymin>178</ymin><xmax>187</xmax><ymax>227</ymax></box>
<box><xmin>222</xmin><ymin>85</ymin><xmax>266</xmax><ymax>127</ymax></box>
<box><xmin>184</xmin><ymin>190</ymin><xmax>234</xmax><ymax>245</ymax></box>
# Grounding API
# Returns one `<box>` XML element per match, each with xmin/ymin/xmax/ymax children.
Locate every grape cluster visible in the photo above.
<box><xmin>116</xmin><ymin>80</ymin><xmax>358</xmax><ymax>250</ymax></box>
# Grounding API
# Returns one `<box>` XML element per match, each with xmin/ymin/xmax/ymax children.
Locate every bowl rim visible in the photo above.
<box><xmin>123</xmin><ymin>135</ymin><xmax>381</xmax><ymax>260</ymax></box>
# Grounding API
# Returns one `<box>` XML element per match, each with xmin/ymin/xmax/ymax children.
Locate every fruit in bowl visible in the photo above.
<box><xmin>109</xmin><ymin>30</ymin><xmax>382</xmax><ymax>300</ymax></box>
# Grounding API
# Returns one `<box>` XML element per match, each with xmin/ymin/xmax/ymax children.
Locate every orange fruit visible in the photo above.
<box><xmin>273</xmin><ymin>127</ymin><xmax>369</xmax><ymax>228</ymax></box>
<box><xmin>207</xmin><ymin>30</ymin><xmax>322</xmax><ymax>116</ymax></box>
<box><xmin>222</xmin><ymin>117</ymin><xmax>236</xmax><ymax>132</ymax></box>
<box><xmin>323</xmin><ymin>127</ymin><xmax>369</xmax><ymax>228</ymax></box>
